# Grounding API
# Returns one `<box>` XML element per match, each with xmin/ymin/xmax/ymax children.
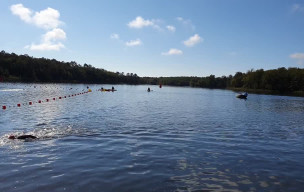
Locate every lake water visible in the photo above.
<box><xmin>0</xmin><ymin>83</ymin><xmax>304</xmax><ymax>192</ymax></box>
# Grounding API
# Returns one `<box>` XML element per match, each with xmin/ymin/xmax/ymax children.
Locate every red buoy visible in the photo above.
<box><xmin>59</xmin><ymin>97</ymin><xmax>62</xmax><ymax>99</ymax></box>
<box><xmin>46</xmin><ymin>99</ymin><xmax>49</xmax><ymax>102</ymax></box>
<box><xmin>53</xmin><ymin>98</ymin><xmax>55</xmax><ymax>100</ymax></box>
<box><xmin>29</xmin><ymin>102</ymin><xmax>32</xmax><ymax>105</ymax></box>
<box><xmin>38</xmin><ymin>100</ymin><xmax>42</xmax><ymax>103</ymax></box>
<box><xmin>17</xmin><ymin>104</ymin><xmax>21</xmax><ymax>107</ymax></box>
<box><xmin>2</xmin><ymin>106</ymin><xmax>6</xmax><ymax>110</ymax></box>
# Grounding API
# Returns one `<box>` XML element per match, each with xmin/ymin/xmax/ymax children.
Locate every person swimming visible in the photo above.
<box><xmin>8</xmin><ymin>135</ymin><xmax>37</xmax><ymax>140</ymax></box>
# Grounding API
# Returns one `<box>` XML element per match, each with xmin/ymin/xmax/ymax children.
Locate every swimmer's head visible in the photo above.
<box><xmin>8</xmin><ymin>135</ymin><xmax>16</xmax><ymax>139</ymax></box>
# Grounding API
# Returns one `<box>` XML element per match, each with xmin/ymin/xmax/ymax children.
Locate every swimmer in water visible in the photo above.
<box><xmin>8</xmin><ymin>135</ymin><xmax>37</xmax><ymax>140</ymax></box>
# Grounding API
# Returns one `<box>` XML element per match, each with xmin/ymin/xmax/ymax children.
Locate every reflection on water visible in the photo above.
<box><xmin>0</xmin><ymin>88</ymin><xmax>24</xmax><ymax>92</ymax></box>
<box><xmin>1</xmin><ymin>83</ymin><xmax>304</xmax><ymax>192</ymax></box>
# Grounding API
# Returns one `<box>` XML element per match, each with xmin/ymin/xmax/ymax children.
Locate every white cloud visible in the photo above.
<box><xmin>177</xmin><ymin>17</ymin><xmax>183</xmax><ymax>21</ymax></box>
<box><xmin>162</xmin><ymin>48</ymin><xmax>183</xmax><ymax>56</ymax></box>
<box><xmin>290</xmin><ymin>53</ymin><xmax>304</xmax><ymax>65</ymax></box>
<box><xmin>26</xmin><ymin>28</ymin><xmax>66</xmax><ymax>51</ymax></box>
<box><xmin>32</xmin><ymin>7</ymin><xmax>62</xmax><ymax>30</ymax></box>
<box><xmin>11</xmin><ymin>4</ymin><xmax>63</xmax><ymax>30</ymax></box>
<box><xmin>128</xmin><ymin>16</ymin><xmax>154</xmax><ymax>28</ymax></box>
<box><xmin>125</xmin><ymin>39</ymin><xmax>142</xmax><ymax>47</ymax></box>
<box><xmin>176</xmin><ymin>17</ymin><xmax>195</xmax><ymax>31</ymax></box>
<box><xmin>11</xmin><ymin>4</ymin><xmax>66</xmax><ymax>51</ymax></box>
<box><xmin>43</xmin><ymin>28</ymin><xmax>66</xmax><ymax>42</ymax></box>
<box><xmin>110</xmin><ymin>33</ymin><xmax>119</xmax><ymax>39</ymax></box>
<box><xmin>127</xmin><ymin>16</ymin><xmax>161</xmax><ymax>30</ymax></box>
<box><xmin>290</xmin><ymin>53</ymin><xmax>304</xmax><ymax>59</ymax></box>
<box><xmin>27</xmin><ymin>42</ymin><xmax>64</xmax><ymax>51</ymax></box>
<box><xmin>183</xmin><ymin>34</ymin><xmax>203</xmax><ymax>47</ymax></box>
<box><xmin>166</xmin><ymin>25</ymin><xmax>176</xmax><ymax>32</ymax></box>
<box><xmin>10</xmin><ymin>4</ymin><xmax>32</xmax><ymax>23</ymax></box>
<box><xmin>292</xmin><ymin>4</ymin><xmax>304</xmax><ymax>12</ymax></box>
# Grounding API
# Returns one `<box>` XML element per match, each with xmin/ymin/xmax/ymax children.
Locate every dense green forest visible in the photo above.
<box><xmin>0</xmin><ymin>51</ymin><xmax>141</xmax><ymax>84</ymax></box>
<box><xmin>1</xmin><ymin>51</ymin><xmax>304</xmax><ymax>96</ymax></box>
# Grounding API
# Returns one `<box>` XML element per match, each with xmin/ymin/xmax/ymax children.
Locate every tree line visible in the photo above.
<box><xmin>148</xmin><ymin>67</ymin><xmax>304</xmax><ymax>95</ymax></box>
<box><xmin>1</xmin><ymin>51</ymin><xmax>304</xmax><ymax>95</ymax></box>
<box><xmin>0</xmin><ymin>51</ymin><xmax>141</xmax><ymax>84</ymax></box>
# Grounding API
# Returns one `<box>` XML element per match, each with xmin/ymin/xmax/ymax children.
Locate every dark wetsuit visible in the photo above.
<box><xmin>16</xmin><ymin>135</ymin><xmax>37</xmax><ymax>140</ymax></box>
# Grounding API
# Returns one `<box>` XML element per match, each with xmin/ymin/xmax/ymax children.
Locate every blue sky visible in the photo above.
<box><xmin>1</xmin><ymin>0</ymin><xmax>304</xmax><ymax>77</ymax></box>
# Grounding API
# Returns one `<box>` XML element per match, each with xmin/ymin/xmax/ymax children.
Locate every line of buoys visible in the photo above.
<box><xmin>1</xmin><ymin>91</ymin><xmax>90</xmax><ymax>110</ymax></box>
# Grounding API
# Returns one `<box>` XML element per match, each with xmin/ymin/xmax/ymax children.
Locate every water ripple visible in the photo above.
<box><xmin>1</xmin><ymin>83</ymin><xmax>304</xmax><ymax>191</ymax></box>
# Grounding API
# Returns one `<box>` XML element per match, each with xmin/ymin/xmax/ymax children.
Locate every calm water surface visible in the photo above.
<box><xmin>0</xmin><ymin>83</ymin><xmax>304</xmax><ymax>192</ymax></box>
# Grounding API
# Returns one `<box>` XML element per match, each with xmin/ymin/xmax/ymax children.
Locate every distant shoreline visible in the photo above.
<box><xmin>1</xmin><ymin>51</ymin><xmax>304</xmax><ymax>98</ymax></box>
<box><xmin>1</xmin><ymin>80</ymin><xmax>304</xmax><ymax>98</ymax></box>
